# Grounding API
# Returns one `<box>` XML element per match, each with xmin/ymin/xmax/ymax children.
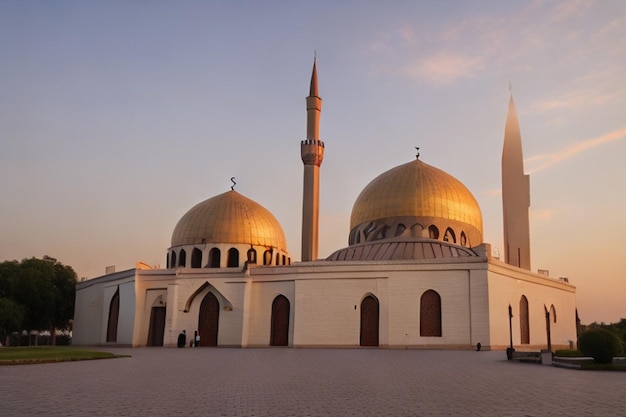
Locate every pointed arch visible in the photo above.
<box><xmin>179</xmin><ymin>249</ymin><xmax>187</xmax><ymax>267</ymax></box>
<box><xmin>170</xmin><ymin>251</ymin><xmax>177</xmax><ymax>268</ymax></box>
<box><xmin>198</xmin><ymin>292</ymin><xmax>219</xmax><ymax>346</ymax></box>
<box><xmin>208</xmin><ymin>248</ymin><xmax>221</xmax><ymax>268</ymax></box>
<box><xmin>394</xmin><ymin>223</ymin><xmax>407</xmax><ymax>237</ymax></box>
<box><xmin>420</xmin><ymin>290</ymin><xmax>442</xmax><ymax>337</ymax></box>
<box><xmin>191</xmin><ymin>248</ymin><xmax>202</xmax><ymax>268</ymax></box>
<box><xmin>443</xmin><ymin>228</ymin><xmax>456</xmax><ymax>243</ymax></box>
<box><xmin>460</xmin><ymin>231</ymin><xmax>467</xmax><ymax>246</ymax></box>
<box><xmin>428</xmin><ymin>225</ymin><xmax>439</xmax><ymax>239</ymax></box>
<box><xmin>360</xmin><ymin>294</ymin><xmax>379</xmax><ymax>347</ymax></box>
<box><xmin>183</xmin><ymin>281</ymin><xmax>232</xmax><ymax>313</ymax></box>
<box><xmin>270</xmin><ymin>295</ymin><xmax>290</xmax><ymax>346</ymax></box>
<box><xmin>263</xmin><ymin>250</ymin><xmax>272</xmax><ymax>265</ymax></box>
<box><xmin>227</xmin><ymin>248</ymin><xmax>239</xmax><ymax>267</ymax></box>
<box><xmin>520</xmin><ymin>295</ymin><xmax>530</xmax><ymax>344</ymax></box>
<box><xmin>106</xmin><ymin>288</ymin><xmax>120</xmax><ymax>342</ymax></box>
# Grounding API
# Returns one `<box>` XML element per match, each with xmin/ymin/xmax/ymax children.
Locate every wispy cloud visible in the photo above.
<box><xmin>366</xmin><ymin>1</ymin><xmax>624</xmax><ymax>88</ymax></box>
<box><xmin>551</xmin><ymin>0</ymin><xmax>593</xmax><ymax>21</ymax></box>
<box><xmin>526</xmin><ymin>127</ymin><xmax>626</xmax><ymax>173</ymax></box>
<box><xmin>531</xmin><ymin>88</ymin><xmax>626</xmax><ymax>111</ymax></box>
<box><xmin>401</xmin><ymin>53</ymin><xmax>485</xmax><ymax>86</ymax></box>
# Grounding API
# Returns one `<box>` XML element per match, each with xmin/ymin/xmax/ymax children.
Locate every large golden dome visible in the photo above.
<box><xmin>171</xmin><ymin>190</ymin><xmax>287</xmax><ymax>251</ymax></box>
<box><xmin>350</xmin><ymin>158</ymin><xmax>483</xmax><ymax>246</ymax></box>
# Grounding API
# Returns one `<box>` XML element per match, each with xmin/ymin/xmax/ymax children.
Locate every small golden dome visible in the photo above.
<box><xmin>171</xmin><ymin>190</ymin><xmax>287</xmax><ymax>251</ymax></box>
<box><xmin>350</xmin><ymin>159</ymin><xmax>483</xmax><ymax>242</ymax></box>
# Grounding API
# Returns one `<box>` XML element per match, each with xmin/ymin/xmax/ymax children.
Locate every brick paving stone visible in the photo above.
<box><xmin>1</xmin><ymin>348</ymin><xmax>624</xmax><ymax>416</ymax></box>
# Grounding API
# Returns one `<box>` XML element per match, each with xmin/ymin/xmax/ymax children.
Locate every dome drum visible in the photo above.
<box><xmin>349</xmin><ymin>216</ymin><xmax>481</xmax><ymax>248</ymax></box>
<box><xmin>167</xmin><ymin>243</ymin><xmax>290</xmax><ymax>269</ymax></box>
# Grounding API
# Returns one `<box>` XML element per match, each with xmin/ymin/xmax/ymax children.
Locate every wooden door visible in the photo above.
<box><xmin>199</xmin><ymin>292</ymin><xmax>219</xmax><ymax>346</ymax></box>
<box><xmin>147</xmin><ymin>306</ymin><xmax>166</xmax><ymax>346</ymax></box>
<box><xmin>270</xmin><ymin>295</ymin><xmax>290</xmax><ymax>346</ymax></box>
<box><xmin>360</xmin><ymin>295</ymin><xmax>379</xmax><ymax>346</ymax></box>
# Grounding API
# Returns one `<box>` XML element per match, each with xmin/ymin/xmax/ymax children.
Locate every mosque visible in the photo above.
<box><xmin>73</xmin><ymin>61</ymin><xmax>577</xmax><ymax>350</ymax></box>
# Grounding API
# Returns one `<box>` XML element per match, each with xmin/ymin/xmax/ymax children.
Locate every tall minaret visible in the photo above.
<box><xmin>502</xmin><ymin>92</ymin><xmax>531</xmax><ymax>270</ymax></box>
<box><xmin>301</xmin><ymin>58</ymin><xmax>324</xmax><ymax>261</ymax></box>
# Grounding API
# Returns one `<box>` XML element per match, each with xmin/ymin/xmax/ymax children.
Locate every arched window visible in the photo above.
<box><xmin>420</xmin><ymin>290</ymin><xmax>442</xmax><ymax>337</ymax></box>
<box><xmin>247</xmin><ymin>248</ymin><xmax>257</xmax><ymax>264</ymax></box>
<box><xmin>281</xmin><ymin>255</ymin><xmax>286</xmax><ymax>265</ymax></box>
<box><xmin>178</xmin><ymin>249</ymin><xmax>186</xmax><ymax>267</ymax></box>
<box><xmin>263</xmin><ymin>250</ymin><xmax>272</xmax><ymax>265</ymax></box>
<box><xmin>191</xmin><ymin>248</ymin><xmax>202</xmax><ymax>268</ymax></box>
<box><xmin>208</xmin><ymin>248</ymin><xmax>221</xmax><ymax>268</ymax></box>
<box><xmin>410</xmin><ymin>223</ymin><xmax>424</xmax><ymax>237</ymax></box>
<box><xmin>520</xmin><ymin>295</ymin><xmax>530</xmax><ymax>344</ymax></box>
<box><xmin>227</xmin><ymin>248</ymin><xmax>239</xmax><ymax>267</ymax></box>
<box><xmin>166</xmin><ymin>253</ymin><xmax>170</xmax><ymax>269</ymax></box>
<box><xmin>460</xmin><ymin>231</ymin><xmax>467</xmax><ymax>247</ymax></box>
<box><xmin>170</xmin><ymin>251</ymin><xmax>177</xmax><ymax>268</ymax></box>
<box><xmin>395</xmin><ymin>223</ymin><xmax>406</xmax><ymax>237</ymax></box>
<box><xmin>428</xmin><ymin>225</ymin><xmax>439</xmax><ymax>239</ymax></box>
<box><xmin>106</xmin><ymin>289</ymin><xmax>120</xmax><ymax>343</ymax></box>
<box><xmin>443</xmin><ymin>228</ymin><xmax>456</xmax><ymax>243</ymax></box>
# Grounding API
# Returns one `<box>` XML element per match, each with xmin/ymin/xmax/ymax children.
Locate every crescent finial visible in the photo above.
<box><xmin>230</xmin><ymin>177</ymin><xmax>236</xmax><ymax>190</ymax></box>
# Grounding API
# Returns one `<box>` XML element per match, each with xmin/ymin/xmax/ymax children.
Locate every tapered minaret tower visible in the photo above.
<box><xmin>502</xmin><ymin>92</ymin><xmax>531</xmax><ymax>270</ymax></box>
<box><xmin>301</xmin><ymin>58</ymin><xmax>324</xmax><ymax>261</ymax></box>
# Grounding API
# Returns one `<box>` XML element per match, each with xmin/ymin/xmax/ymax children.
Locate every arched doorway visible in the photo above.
<box><xmin>420</xmin><ymin>289</ymin><xmax>442</xmax><ymax>337</ymax></box>
<box><xmin>270</xmin><ymin>295</ymin><xmax>290</xmax><ymax>346</ymax></box>
<box><xmin>147</xmin><ymin>306</ymin><xmax>166</xmax><ymax>346</ymax></box>
<box><xmin>360</xmin><ymin>295</ymin><xmax>379</xmax><ymax>347</ymax></box>
<box><xmin>198</xmin><ymin>292</ymin><xmax>219</xmax><ymax>346</ymax></box>
<box><xmin>106</xmin><ymin>289</ymin><xmax>120</xmax><ymax>342</ymax></box>
<box><xmin>520</xmin><ymin>295</ymin><xmax>530</xmax><ymax>344</ymax></box>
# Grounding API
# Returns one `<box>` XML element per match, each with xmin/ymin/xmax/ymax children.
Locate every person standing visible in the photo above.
<box><xmin>194</xmin><ymin>330</ymin><xmax>200</xmax><ymax>347</ymax></box>
<box><xmin>177</xmin><ymin>330</ymin><xmax>186</xmax><ymax>348</ymax></box>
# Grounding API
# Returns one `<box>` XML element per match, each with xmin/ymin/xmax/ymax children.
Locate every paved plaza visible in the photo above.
<box><xmin>1</xmin><ymin>347</ymin><xmax>623</xmax><ymax>416</ymax></box>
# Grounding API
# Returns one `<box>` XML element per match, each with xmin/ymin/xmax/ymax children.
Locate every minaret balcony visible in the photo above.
<box><xmin>301</xmin><ymin>139</ymin><xmax>325</xmax><ymax>166</ymax></box>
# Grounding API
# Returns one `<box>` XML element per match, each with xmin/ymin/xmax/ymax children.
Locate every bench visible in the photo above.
<box><xmin>511</xmin><ymin>351</ymin><xmax>541</xmax><ymax>363</ymax></box>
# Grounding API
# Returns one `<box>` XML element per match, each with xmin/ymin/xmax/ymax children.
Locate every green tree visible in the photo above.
<box><xmin>0</xmin><ymin>256</ymin><xmax>77</xmax><ymax>345</ymax></box>
<box><xmin>0</xmin><ymin>297</ymin><xmax>25</xmax><ymax>346</ymax></box>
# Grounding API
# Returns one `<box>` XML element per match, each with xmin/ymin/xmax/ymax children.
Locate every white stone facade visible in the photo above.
<box><xmin>74</xmin><ymin>248</ymin><xmax>576</xmax><ymax>350</ymax></box>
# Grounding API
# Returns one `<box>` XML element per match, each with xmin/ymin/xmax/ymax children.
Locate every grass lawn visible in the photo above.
<box><xmin>0</xmin><ymin>346</ymin><xmax>129</xmax><ymax>365</ymax></box>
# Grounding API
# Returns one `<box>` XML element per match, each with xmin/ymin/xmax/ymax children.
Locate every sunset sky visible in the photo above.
<box><xmin>1</xmin><ymin>1</ymin><xmax>624</xmax><ymax>324</ymax></box>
